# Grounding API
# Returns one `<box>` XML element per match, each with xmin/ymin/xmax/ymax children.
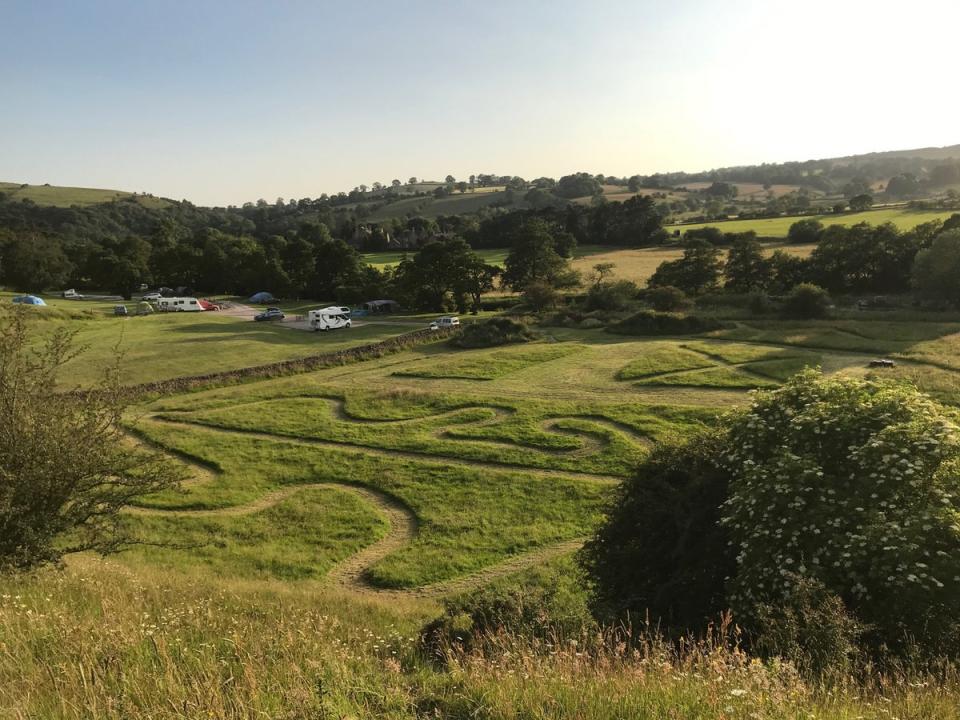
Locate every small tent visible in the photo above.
<box><xmin>248</xmin><ymin>291</ymin><xmax>275</xmax><ymax>304</ymax></box>
<box><xmin>12</xmin><ymin>295</ymin><xmax>46</xmax><ymax>306</ymax></box>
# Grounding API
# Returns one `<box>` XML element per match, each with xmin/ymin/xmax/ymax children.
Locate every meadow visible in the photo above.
<box><xmin>363</xmin><ymin>241</ymin><xmax>814</xmax><ymax>288</ymax></box>
<box><xmin>568</xmin><ymin>241</ymin><xmax>815</xmax><ymax>285</ymax></box>
<box><xmin>363</xmin><ymin>244</ymin><xmax>610</xmax><ymax>270</ymax></box>
<box><xmin>7</xmin><ymin>301</ymin><xmax>960</xmax><ymax>716</ymax></box>
<box><xmin>667</xmin><ymin>206</ymin><xmax>957</xmax><ymax>237</ymax></box>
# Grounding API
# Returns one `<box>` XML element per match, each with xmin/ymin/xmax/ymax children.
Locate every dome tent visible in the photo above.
<box><xmin>12</xmin><ymin>295</ymin><xmax>46</xmax><ymax>306</ymax></box>
<box><xmin>248</xmin><ymin>291</ymin><xmax>275</xmax><ymax>304</ymax></box>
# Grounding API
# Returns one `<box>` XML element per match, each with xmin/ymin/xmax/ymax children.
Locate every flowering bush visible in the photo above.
<box><xmin>722</xmin><ymin>370</ymin><xmax>960</xmax><ymax>655</ymax></box>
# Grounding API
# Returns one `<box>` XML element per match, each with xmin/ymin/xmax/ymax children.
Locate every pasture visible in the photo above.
<box><xmin>7</xmin><ymin>309</ymin><xmax>960</xmax><ymax>716</ymax></box>
<box><xmin>568</xmin><ymin>241</ymin><xmax>815</xmax><ymax>285</ymax></box>
<box><xmin>0</xmin><ymin>292</ymin><xmax>415</xmax><ymax>387</ymax></box>
<box><xmin>667</xmin><ymin>206</ymin><xmax>957</xmax><ymax>237</ymax></box>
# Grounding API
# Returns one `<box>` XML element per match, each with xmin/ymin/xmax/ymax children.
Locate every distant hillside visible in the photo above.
<box><xmin>0</xmin><ymin>181</ymin><xmax>171</xmax><ymax>209</ymax></box>
<box><xmin>4</xmin><ymin>142</ymin><xmax>957</xmax><ymax>216</ymax></box>
<box><xmin>828</xmin><ymin>144</ymin><xmax>960</xmax><ymax>163</ymax></box>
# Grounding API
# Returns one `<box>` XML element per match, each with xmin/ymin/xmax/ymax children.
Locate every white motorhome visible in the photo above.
<box><xmin>309</xmin><ymin>306</ymin><xmax>352</xmax><ymax>331</ymax></box>
<box><xmin>156</xmin><ymin>297</ymin><xmax>204</xmax><ymax>312</ymax></box>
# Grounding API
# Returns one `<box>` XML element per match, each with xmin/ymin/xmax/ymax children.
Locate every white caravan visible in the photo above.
<box><xmin>156</xmin><ymin>297</ymin><xmax>204</xmax><ymax>312</ymax></box>
<box><xmin>309</xmin><ymin>306</ymin><xmax>352</xmax><ymax>331</ymax></box>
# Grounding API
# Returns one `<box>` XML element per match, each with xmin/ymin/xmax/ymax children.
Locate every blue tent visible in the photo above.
<box><xmin>248</xmin><ymin>291</ymin><xmax>275</xmax><ymax>304</ymax></box>
<box><xmin>12</xmin><ymin>295</ymin><xmax>46</xmax><ymax>306</ymax></box>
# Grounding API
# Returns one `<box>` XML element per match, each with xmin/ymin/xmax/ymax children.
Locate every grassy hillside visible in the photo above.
<box><xmin>668</xmin><ymin>206</ymin><xmax>957</xmax><ymax>238</ymax></box>
<box><xmin>0</xmin><ymin>181</ymin><xmax>171</xmax><ymax>208</ymax></box>
<box><xmin>8</xmin><ymin>311</ymin><xmax>960</xmax><ymax>715</ymax></box>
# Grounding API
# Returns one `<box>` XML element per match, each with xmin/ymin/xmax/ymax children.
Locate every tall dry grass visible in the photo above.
<box><xmin>2</xmin><ymin>560</ymin><xmax>960</xmax><ymax>719</ymax></box>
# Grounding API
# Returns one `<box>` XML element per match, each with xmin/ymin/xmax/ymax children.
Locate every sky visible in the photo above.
<box><xmin>1</xmin><ymin>0</ymin><xmax>958</xmax><ymax>206</ymax></box>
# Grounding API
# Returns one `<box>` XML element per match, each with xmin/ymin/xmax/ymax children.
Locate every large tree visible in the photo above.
<box><xmin>648</xmin><ymin>239</ymin><xmax>723</xmax><ymax>295</ymax></box>
<box><xmin>395</xmin><ymin>237</ymin><xmax>497</xmax><ymax>311</ymax></box>
<box><xmin>502</xmin><ymin>219</ymin><xmax>578</xmax><ymax>291</ymax></box>
<box><xmin>0</xmin><ymin>233</ymin><xmax>71</xmax><ymax>292</ymax></box>
<box><xmin>808</xmin><ymin>222</ymin><xmax>919</xmax><ymax>294</ymax></box>
<box><xmin>912</xmin><ymin>229</ymin><xmax>960</xmax><ymax>307</ymax></box>
<box><xmin>724</xmin><ymin>233</ymin><xmax>772</xmax><ymax>292</ymax></box>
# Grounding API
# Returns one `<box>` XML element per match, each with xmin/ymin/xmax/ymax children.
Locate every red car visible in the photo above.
<box><xmin>198</xmin><ymin>299</ymin><xmax>221</xmax><ymax>311</ymax></box>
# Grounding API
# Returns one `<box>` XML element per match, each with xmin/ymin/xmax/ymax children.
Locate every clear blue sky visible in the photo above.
<box><xmin>2</xmin><ymin>0</ymin><xmax>957</xmax><ymax>206</ymax></box>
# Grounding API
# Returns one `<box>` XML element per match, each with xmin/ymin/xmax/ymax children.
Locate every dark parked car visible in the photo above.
<box><xmin>868</xmin><ymin>359</ymin><xmax>896</xmax><ymax>368</ymax></box>
<box><xmin>255</xmin><ymin>307</ymin><xmax>285</xmax><ymax>322</ymax></box>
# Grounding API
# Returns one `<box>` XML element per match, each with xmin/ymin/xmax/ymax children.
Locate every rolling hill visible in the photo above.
<box><xmin>0</xmin><ymin>181</ymin><xmax>171</xmax><ymax>208</ymax></box>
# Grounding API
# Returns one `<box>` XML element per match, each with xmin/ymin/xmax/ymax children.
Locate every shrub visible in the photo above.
<box><xmin>0</xmin><ymin>312</ymin><xmax>182</xmax><ymax>569</ymax></box>
<box><xmin>644</xmin><ymin>285</ymin><xmax>691</xmax><ymax>312</ymax></box>
<box><xmin>748</xmin><ymin>291</ymin><xmax>775</xmax><ymax>315</ymax></box>
<box><xmin>449</xmin><ymin>317</ymin><xmax>538</xmax><ymax>348</ymax></box>
<box><xmin>607</xmin><ymin>310</ymin><xmax>722</xmax><ymax>336</ymax></box>
<box><xmin>585</xmin><ymin>280</ymin><xmax>638</xmax><ymax>311</ymax></box>
<box><xmin>583</xmin><ymin>371</ymin><xmax>960</xmax><ymax>664</ymax></box>
<box><xmin>753</xmin><ymin>574</ymin><xmax>863</xmax><ymax>677</ymax></box>
<box><xmin>683</xmin><ymin>227</ymin><xmax>725</xmax><ymax>245</ymax></box>
<box><xmin>787</xmin><ymin>218</ymin><xmax>824</xmax><ymax>244</ymax></box>
<box><xmin>581</xmin><ymin>429</ymin><xmax>733</xmax><ymax>629</ymax></box>
<box><xmin>521</xmin><ymin>281</ymin><xmax>561</xmax><ymax>312</ymax></box>
<box><xmin>781</xmin><ymin>283</ymin><xmax>830</xmax><ymax>319</ymax></box>
<box><xmin>722</xmin><ymin>370</ymin><xmax>960</xmax><ymax>657</ymax></box>
<box><xmin>421</xmin><ymin>557</ymin><xmax>595</xmax><ymax>657</ymax></box>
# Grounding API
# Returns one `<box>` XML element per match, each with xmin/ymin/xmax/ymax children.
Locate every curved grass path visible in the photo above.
<box><xmin>157</xmin><ymin>394</ymin><xmax>651</xmax><ymax>477</ymax></box>
<box><xmin>125</xmin><ymin>400</ymin><xmax>642</xmax><ymax>598</ymax></box>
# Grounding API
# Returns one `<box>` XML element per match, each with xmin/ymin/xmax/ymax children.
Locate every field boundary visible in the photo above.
<box><xmin>109</xmin><ymin>326</ymin><xmax>460</xmax><ymax>399</ymax></box>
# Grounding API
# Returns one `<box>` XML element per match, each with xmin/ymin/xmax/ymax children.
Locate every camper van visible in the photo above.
<box><xmin>309</xmin><ymin>306</ymin><xmax>352</xmax><ymax>331</ymax></box>
<box><xmin>156</xmin><ymin>297</ymin><xmax>203</xmax><ymax>312</ymax></box>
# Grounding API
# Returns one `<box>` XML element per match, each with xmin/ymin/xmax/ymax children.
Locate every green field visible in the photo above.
<box><xmin>0</xmin><ymin>181</ymin><xmax>171</xmax><ymax>208</ymax></box>
<box><xmin>111</xmin><ymin>315</ymin><xmax>960</xmax><ymax>590</ymax></box>
<box><xmin>363</xmin><ymin>244</ymin><xmax>610</xmax><ymax>269</ymax></box>
<box><xmin>1</xmin><ymin>292</ymin><xmax>414</xmax><ymax>387</ymax></box>
<box><xmin>667</xmin><ymin>206</ymin><xmax>957</xmax><ymax>237</ymax></box>
<box><xmin>7</xmin><ymin>302</ymin><xmax>960</xmax><ymax>716</ymax></box>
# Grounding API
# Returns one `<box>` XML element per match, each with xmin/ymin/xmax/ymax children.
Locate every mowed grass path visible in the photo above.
<box><xmin>667</xmin><ymin>206</ymin><xmax>956</xmax><ymax>238</ymax></box>
<box><xmin>120</xmin><ymin>316</ymin><xmax>960</xmax><ymax>592</ymax></box>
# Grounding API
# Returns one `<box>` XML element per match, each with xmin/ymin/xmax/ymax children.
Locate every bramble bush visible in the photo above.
<box><xmin>421</xmin><ymin>556</ymin><xmax>594</xmax><ymax>657</ymax></box>
<box><xmin>449</xmin><ymin>317</ymin><xmax>539</xmax><ymax>348</ymax></box>
<box><xmin>607</xmin><ymin>310</ymin><xmax>722</xmax><ymax>336</ymax></box>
